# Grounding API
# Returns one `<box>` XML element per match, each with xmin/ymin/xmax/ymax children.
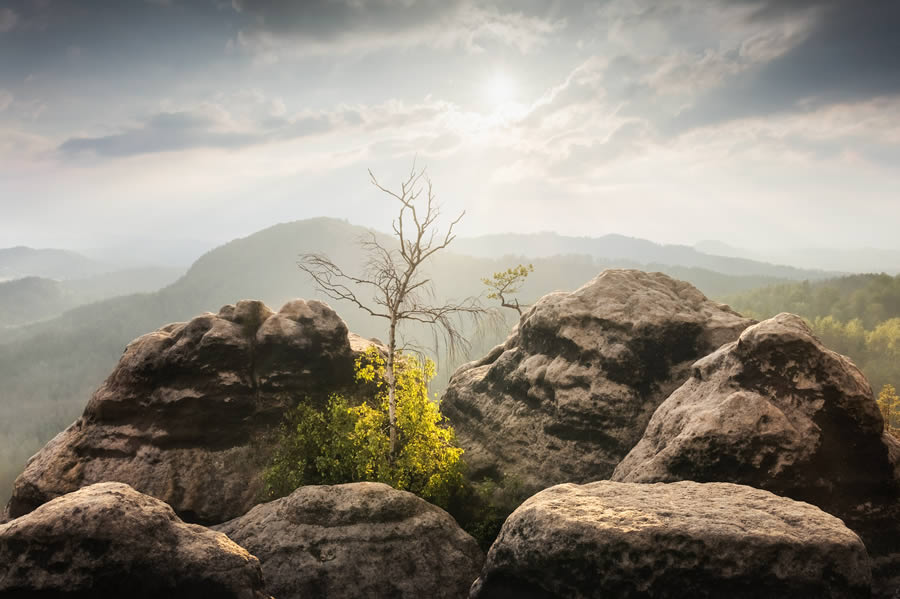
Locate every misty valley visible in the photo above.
<box><xmin>1</xmin><ymin>216</ymin><xmax>899</xmax><ymax>598</ymax></box>
<box><xmin>2</xmin><ymin>0</ymin><xmax>900</xmax><ymax>596</ymax></box>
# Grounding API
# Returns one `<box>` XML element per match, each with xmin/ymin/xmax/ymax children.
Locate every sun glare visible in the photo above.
<box><xmin>484</xmin><ymin>72</ymin><xmax>517</xmax><ymax>107</ymax></box>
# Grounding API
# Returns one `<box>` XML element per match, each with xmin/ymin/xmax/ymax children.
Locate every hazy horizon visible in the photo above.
<box><xmin>2</xmin><ymin>0</ymin><xmax>899</xmax><ymax>251</ymax></box>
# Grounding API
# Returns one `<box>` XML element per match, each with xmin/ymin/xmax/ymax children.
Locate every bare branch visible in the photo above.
<box><xmin>299</xmin><ymin>163</ymin><xmax>495</xmax><ymax>457</ymax></box>
<box><xmin>298</xmin><ymin>253</ymin><xmax>390</xmax><ymax>319</ymax></box>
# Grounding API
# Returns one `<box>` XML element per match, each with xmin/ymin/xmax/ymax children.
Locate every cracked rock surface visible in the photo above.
<box><xmin>214</xmin><ymin>482</ymin><xmax>484</xmax><ymax>599</ymax></box>
<box><xmin>6</xmin><ymin>299</ymin><xmax>374</xmax><ymax>524</ymax></box>
<box><xmin>441</xmin><ymin>269</ymin><xmax>753</xmax><ymax>492</ymax></box>
<box><xmin>613</xmin><ymin>313</ymin><xmax>900</xmax><ymax>599</ymax></box>
<box><xmin>0</xmin><ymin>482</ymin><xmax>268</xmax><ymax>598</ymax></box>
<box><xmin>471</xmin><ymin>480</ymin><xmax>871</xmax><ymax>599</ymax></box>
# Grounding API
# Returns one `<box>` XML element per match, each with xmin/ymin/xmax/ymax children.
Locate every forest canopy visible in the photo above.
<box><xmin>726</xmin><ymin>273</ymin><xmax>900</xmax><ymax>437</ymax></box>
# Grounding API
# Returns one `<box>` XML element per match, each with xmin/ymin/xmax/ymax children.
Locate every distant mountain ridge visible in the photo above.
<box><xmin>0</xmin><ymin>247</ymin><xmax>111</xmax><ymax>282</ymax></box>
<box><xmin>695</xmin><ymin>240</ymin><xmax>900</xmax><ymax>275</ymax></box>
<box><xmin>454</xmin><ymin>232</ymin><xmax>837</xmax><ymax>281</ymax></box>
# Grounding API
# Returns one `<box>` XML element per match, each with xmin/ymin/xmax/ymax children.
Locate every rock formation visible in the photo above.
<box><xmin>441</xmin><ymin>269</ymin><xmax>753</xmax><ymax>491</ymax></box>
<box><xmin>0</xmin><ymin>482</ymin><xmax>268</xmax><ymax>598</ymax></box>
<box><xmin>6</xmin><ymin>299</ymin><xmax>376</xmax><ymax>524</ymax></box>
<box><xmin>471</xmin><ymin>480</ymin><xmax>871</xmax><ymax>599</ymax></box>
<box><xmin>613</xmin><ymin>313</ymin><xmax>900</xmax><ymax>599</ymax></box>
<box><xmin>214</xmin><ymin>482</ymin><xmax>483</xmax><ymax>599</ymax></box>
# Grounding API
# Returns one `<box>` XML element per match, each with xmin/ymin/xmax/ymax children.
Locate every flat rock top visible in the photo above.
<box><xmin>0</xmin><ymin>482</ymin><xmax>267</xmax><ymax>599</ymax></box>
<box><xmin>472</xmin><ymin>480</ymin><xmax>871</xmax><ymax>599</ymax></box>
<box><xmin>215</xmin><ymin>482</ymin><xmax>483</xmax><ymax>599</ymax></box>
<box><xmin>508</xmin><ymin>480</ymin><xmax>865</xmax><ymax>543</ymax></box>
<box><xmin>224</xmin><ymin>481</ymin><xmax>446</xmax><ymax>528</ymax></box>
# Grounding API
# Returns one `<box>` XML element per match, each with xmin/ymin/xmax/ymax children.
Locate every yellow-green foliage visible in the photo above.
<box><xmin>263</xmin><ymin>346</ymin><xmax>464</xmax><ymax>508</ymax></box>
<box><xmin>482</xmin><ymin>264</ymin><xmax>534</xmax><ymax>300</ymax></box>
<box><xmin>877</xmin><ymin>383</ymin><xmax>899</xmax><ymax>439</ymax></box>
<box><xmin>482</xmin><ymin>264</ymin><xmax>534</xmax><ymax>314</ymax></box>
<box><xmin>808</xmin><ymin>316</ymin><xmax>900</xmax><ymax>393</ymax></box>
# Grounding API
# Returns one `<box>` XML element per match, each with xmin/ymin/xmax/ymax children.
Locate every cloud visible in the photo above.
<box><xmin>0</xmin><ymin>91</ymin><xmax>12</xmax><ymax>112</ymax></box>
<box><xmin>232</xmin><ymin>0</ymin><xmax>565</xmax><ymax>57</ymax></box>
<box><xmin>665</xmin><ymin>0</ymin><xmax>900</xmax><ymax>132</ymax></box>
<box><xmin>57</xmin><ymin>95</ymin><xmax>458</xmax><ymax>159</ymax></box>
<box><xmin>0</xmin><ymin>7</ymin><xmax>18</xmax><ymax>32</ymax></box>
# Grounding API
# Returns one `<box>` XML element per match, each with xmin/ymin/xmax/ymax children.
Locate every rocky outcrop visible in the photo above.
<box><xmin>613</xmin><ymin>313</ymin><xmax>900</xmax><ymax>599</ymax></box>
<box><xmin>471</xmin><ymin>480</ymin><xmax>871</xmax><ymax>599</ymax></box>
<box><xmin>7</xmin><ymin>299</ymin><xmax>376</xmax><ymax>524</ymax></box>
<box><xmin>441</xmin><ymin>269</ymin><xmax>753</xmax><ymax>491</ymax></box>
<box><xmin>214</xmin><ymin>482</ymin><xmax>483</xmax><ymax>599</ymax></box>
<box><xmin>0</xmin><ymin>482</ymin><xmax>268</xmax><ymax>598</ymax></box>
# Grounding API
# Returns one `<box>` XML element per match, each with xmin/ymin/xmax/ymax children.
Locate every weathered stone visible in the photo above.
<box><xmin>7</xmin><ymin>299</ymin><xmax>375</xmax><ymax>524</ymax></box>
<box><xmin>613</xmin><ymin>313</ymin><xmax>900</xmax><ymax>599</ymax></box>
<box><xmin>471</xmin><ymin>480</ymin><xmax>871</xmax><ymax>599</ymax></box>
<box><xmin>441</xmin><ymin>269</ymin><xmax>753</xmax><ymax>492</ymax></box>
<box><xmin>214</xmin><ymin>482</ymin><xmax>483</xmax><ymax>599</ymax></box>
<box><xmin>0</xmin><ymin>482</ymin><xmax>268</xmax><ymax>599</ymax></box>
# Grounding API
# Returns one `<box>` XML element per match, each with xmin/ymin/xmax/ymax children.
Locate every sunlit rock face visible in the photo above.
<box><xmin>0</xmin><ymin>482</ymin><xmax>268</xmax><ymax>599</ymax></box>
<box><xmin>214</xmin><ymin>482</ymin><xmax>484</xmax><ymax>599</ymax></box>
<box><xmin>613</xmin><ymin>313</ymin><xmax>900</xmax><ymax>599</ymax></box>
<box><xmin>441</xmin><ymin>269</ymin><xmax>753</xmax><ymax>493</ymax></box>
<box><xmin>6</xmin><ymin>299</ymin><xmax>376</xmax><ymax>525</ymax></box>
<box><xmin>471</xmin><ymin>480</ymin><xmax>872</xmax><ymax>599</ymax></box>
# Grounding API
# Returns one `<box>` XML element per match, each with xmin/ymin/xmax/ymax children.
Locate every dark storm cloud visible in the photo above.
<box><xmin>231</xmin><ymin>0</ymin><xmax>565</xmax><ymax>54</ymax></box>
<box><xmin>667</xmin><ymin>0</ymin><xmax>900</xmax><ymax>133</ymax></box>
<box><xmin>231</xmin><ymin>0</ymin><xmax>460</xmax><ymax>40</ymax></box>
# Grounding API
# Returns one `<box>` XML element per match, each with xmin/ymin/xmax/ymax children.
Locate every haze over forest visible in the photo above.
<box><xmin>2</xmin><ymin>2</ymin><xmax>900</xmax><ymax>597</ymax></box>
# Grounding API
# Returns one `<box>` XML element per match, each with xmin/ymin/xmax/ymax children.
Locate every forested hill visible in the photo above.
<box><xmin>0</xmin><ymin>217</ymin><xmax>800</xmax><ymax>505</ymax></box>
<box><xmin>724</xmin><ymin>273</ymin><xmax>900</xmax><ymax>327</ymax></box>
<box><xmin>0</xmin><ymin>268</ymin><xmax>184</xmax><ymax>327</ymax></box>
<box><xmin>724</xmin><ymin>273</ymin><xmax>900</xmax><ymax>394</ymax></box>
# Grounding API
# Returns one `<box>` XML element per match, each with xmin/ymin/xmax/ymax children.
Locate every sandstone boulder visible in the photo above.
<box><xmin>0</xmin><ymin>482</ymin><xmax>268</xmax><ymax>598</ymax></box>
<box><xmin>613</xmin><ymin>313</ymin><xmax>900</xmax><ymax>599</ymax></box>
<box><xmin>441</xmin><ymin>270</ymin><xmax>753</xmax><ymax>491</ymax></box>
<box><xmin>214</xmin><ymin>482</ymin><xmax>483</xmax><ymax>599</ymax></box>
<box><xmin>7</xmin><ymin>299</ymin><xmax>375</xmax><ymax>524</ymax></box>
<box><xmin>471</xmin><ymin>480</ymin><xmax>871</xmax><ymax>599</ymax></box>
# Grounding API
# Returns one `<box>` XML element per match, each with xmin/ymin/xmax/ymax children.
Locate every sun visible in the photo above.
<box><xmin>484</xmin><ymin>71</ymin><xmax>517</xmax><ymax>107</ymax></box>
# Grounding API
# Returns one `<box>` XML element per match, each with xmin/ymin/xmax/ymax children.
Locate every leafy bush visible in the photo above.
<box><xmin>263</xmin><ymin>346</ymin><xmax>464</xmax><ymax>509</ymax></box>
<box><xmin>446</xmin><ymin>474</ymin><xmax>526</xmax><ymax>551</ymax></box>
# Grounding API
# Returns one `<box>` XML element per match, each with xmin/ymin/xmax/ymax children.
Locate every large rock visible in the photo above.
<box><xmin>0</xmin><ymin>482</ymin><xmax>268</xmax><ymax>598</ymax></box>
<box><xmin>441</xmin><ymin>269</ymin><xmax>753</xmax><ymax>491</ymax></box>
<box><xmin>214</xmin><ymin>482</ymin><xmax>483</xmax><ymax>599</ymax></box>
<box><xmin>471</xmin><ymin>480</ymin><xmax>871</xmax><ymax>599</ymax></box>
<box><xmin>7</xmin><ymin>299</ymin><xmax>376</xmax><ymax>524</ymax></box>
<box><xmin>613</xmin><ymin>313</ymin><xmax>900</xmax><ymax>599</ymax></box>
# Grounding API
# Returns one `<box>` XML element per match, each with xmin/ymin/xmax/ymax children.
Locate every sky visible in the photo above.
<box><xmin>1</xmin><ymin>0</ymin><xmax>899</xmax><ymax>253</ymax></box>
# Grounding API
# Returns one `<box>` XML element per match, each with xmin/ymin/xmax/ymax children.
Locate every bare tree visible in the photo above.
<box><xmin>299</xmin><ymin>164</ymin><xmax>489</xmax><ymax>457</ymax></box>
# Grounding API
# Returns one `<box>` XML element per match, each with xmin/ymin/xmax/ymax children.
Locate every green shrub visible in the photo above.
<box><xmin>263</xmin><ymin>346</ymin><xmax>464</xmax><ymax>509</ymax></box>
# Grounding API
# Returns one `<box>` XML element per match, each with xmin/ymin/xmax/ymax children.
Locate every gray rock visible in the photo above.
<box><xmin>0</xmin><ymin>482</ymin><xmax>268</xmax><ymax>598</ymax></box>
<box><xmin>7</xmin><ymin>299</ymin><xmax>377</xmax><ymax>524</ymax></box>
<box><xmin>613</xmin><ymin>313</ymin><xmax>900</xmax><ymax>599</ymax></box>
<box><xmin>471</xmin><ymin>480</ymin><xmax>871</xmax><ymax>599</ymax></box>
<box><xmin>214</xmin><ymin>482</ymin><xmax>483</xmax><ymax>599</ymax></box>
<box><xmin>441</xmin><ymin>269</ymin><xmax>753</xmax><ymax>491</ymax></box>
